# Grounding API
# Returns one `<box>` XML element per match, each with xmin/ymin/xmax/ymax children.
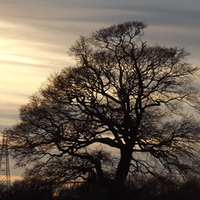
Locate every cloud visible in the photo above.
<box><xmin>0</xmin><ymin>0</ymin><xmax>200</xmax><ymax>181</ymax></box>
<box><xmin>0</xmin><ymin>101</ymin><xmax>20</xmax><ymax>130</ymax></box>
<box><xmin>0</xmin><ymin>0</ymin><xmax>199</xmax><ymax>124</ymax></box>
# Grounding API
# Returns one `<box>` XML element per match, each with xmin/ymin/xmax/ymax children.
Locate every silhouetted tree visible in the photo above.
<box><xmin>5</xmin><ymin>21</ymin><xmax>200</xmax><ymax>196</ymax></box>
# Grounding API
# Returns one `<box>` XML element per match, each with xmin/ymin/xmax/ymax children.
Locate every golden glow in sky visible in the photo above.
<box><xmin>0</xmin><ymin>0</ymin><xmax>200</xmax><ymax>182</ymax></box>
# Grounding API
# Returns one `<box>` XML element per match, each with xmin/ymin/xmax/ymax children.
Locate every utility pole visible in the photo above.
<box><xmin>0</xmin><ymin>133</ymin><xmax>11</xmax><ymax>190</ymax></box>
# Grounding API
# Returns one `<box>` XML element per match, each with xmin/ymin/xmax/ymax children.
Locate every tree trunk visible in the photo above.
<box><xmin>107</xmin><ymin>147</ymin><xmax>132</xmax><ymax>200</ymax></box>
<box><xmin>115</xmin><ymin>146</ymin><xmax>132</xmax><ymax>185</ymax></box>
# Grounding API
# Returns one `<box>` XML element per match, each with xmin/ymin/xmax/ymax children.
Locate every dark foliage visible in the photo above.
<box><xmin>0</xmin><ymin>176</ymin><xmax>52</xmax><ymax>200</ymax></box>
<box><xmin>0</xmin><ymin>176</ymin><xmax>200</xmax><ymax>200</ymax></box>
<box><xmin>54</xmin><ymin>176</ymin><xmax>200</xmax><ymax>200</ymax></box>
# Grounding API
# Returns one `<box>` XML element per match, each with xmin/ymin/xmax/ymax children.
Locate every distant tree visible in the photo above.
<box><xmin>5</xmin><ymin>21</ymin><xmax>200</xmax><ymax>197</ymax></box>
<box><xmin>0</xmin><ymin>176</ymin><xmax>52</xmax><ymax>200</ymax></box>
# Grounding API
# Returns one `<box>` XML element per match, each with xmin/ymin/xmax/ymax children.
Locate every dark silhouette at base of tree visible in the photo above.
<box><xmin>1</xmin><ymin>175</ymin><xmax>200</xmax><ymax>200</ymax></box>
<box><xmin>4</xmin><ymin>21</ymin><xmax>200</xmax><ymax>198</ymax></box>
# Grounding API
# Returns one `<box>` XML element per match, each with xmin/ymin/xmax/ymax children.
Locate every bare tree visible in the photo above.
<box><xmin>6</xmin><ymin>22</ymin><xmax>200</xmax><ymax>190</ymax></box>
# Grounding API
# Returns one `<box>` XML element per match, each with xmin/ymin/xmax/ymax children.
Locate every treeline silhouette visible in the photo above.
<box><xmin>0</xmin><ymin>175</ymin><xmax>200</xmax><ymax>200</ymax></box>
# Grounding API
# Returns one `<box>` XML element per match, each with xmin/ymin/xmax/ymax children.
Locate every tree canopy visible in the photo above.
<box><xmin>6</xmin><ymin>21</ymin><xmax>200</xmax><ymax>189</ymax></box>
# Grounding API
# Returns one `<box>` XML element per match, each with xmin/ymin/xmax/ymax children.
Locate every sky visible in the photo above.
<box><xmin>0</xmin><ymin>0</ymin><xmax>200</xmax><ymax>181</ymax></box>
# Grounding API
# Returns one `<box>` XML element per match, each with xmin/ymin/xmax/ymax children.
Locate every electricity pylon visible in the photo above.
<box><xmin>0</xmin><ymin>133</ymin><xmax>11</xmax><ymax>190</ymax></box>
